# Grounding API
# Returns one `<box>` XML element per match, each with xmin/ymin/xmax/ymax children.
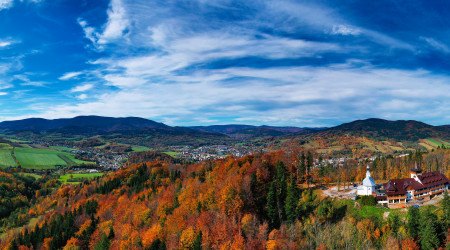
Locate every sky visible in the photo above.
<box><xmin>0</xmin><ymin>0</ymin><xmax>450</xmax><ymax>127</ymax></box>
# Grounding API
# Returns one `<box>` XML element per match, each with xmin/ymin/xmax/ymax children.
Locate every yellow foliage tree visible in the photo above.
<box><xmin>180</xmin><ymin>227</ymin><xmax>196</xmax><ymax>249</ymax></box>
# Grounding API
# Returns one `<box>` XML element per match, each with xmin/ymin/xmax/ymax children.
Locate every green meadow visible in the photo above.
<box><xmin>12</xmin><ymin>147</ymin><xmax>94</xmax><ymax>169</ymax></box>
<box><xmin>59</xmin><ymin>173</ymin><xmax>104</xmax><ymax>183</ymax></box>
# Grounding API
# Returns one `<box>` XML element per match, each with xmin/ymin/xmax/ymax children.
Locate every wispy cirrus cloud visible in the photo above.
<box><xmin>70</xmin><ymin>83</ymin><xmax>93</xmax><ymax>92</ymax></box>
<box><xmin>59</xmin><ymin>71</ymin><xmax>83</xmax><ymax>80</ymax></box>
<box><xmin>420</xmin><ymin>36</ymin><xmax>450</xmax><ymax>53</ymax></box>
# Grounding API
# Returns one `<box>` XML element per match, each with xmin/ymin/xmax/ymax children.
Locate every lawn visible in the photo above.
<box><xmin>132</xmin><ymin>146</ymin><xmax>151</xmax><ymax>152</ymax></box>
<box><xmin>18</xmin><ymin>173</ymin><xmax>42</xmax><ymax>179</ymax></box>
<box><xmin>13</xmin><ymin>147</ymin><xmax>94</xmax><ymax>169</ymax></box>
<box><xmin>427</xmin><ymin>138</ymin><xmax>450</xmax><ymax>147</ymax></box>
<box><xmin>59</xmin><ymin>173</ymin><xmax>104</xmax><ymax>183</ymax></box>
<box><xmin>0</xmin><ymin>149</ymin><xmax>17</xmax><ymax>168</ymax></box>
<box><xmin>338</xmin><ymin>199</ymin><xmax>404</xmax><ymax>222</ymax></box>
<box><xmin>163</xmin><ymin>151</ymin><xmax>179</xmax><ymax>157</ymax></box>
<box><xmin>0</xmin><ymin>143</ymin><xmax>12</xmax><ymax>149</ymax></box>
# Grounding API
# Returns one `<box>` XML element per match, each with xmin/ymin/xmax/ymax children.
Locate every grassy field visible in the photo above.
<box><xmin>337</xmin><ymin>199</ymin><xmax>403</xmax><ymax>222</ymax></box>
<box><xmin>0</xmin><ymin>216</ymin><xmax>41</xmax><ymax>240</ymax></box>
<box><xmin>13</xmin><ymin>147</ymin><xmax>94</xmax><ymax>169</ymax></box>
<box><xmin>50</xmin><ymin>146</ymin><xmax>76</xmax><ymax>151</ymax></box>
<box><xmin>59</xmin><ymin>173</ymin><xmax>104</xmax><ymax>183</ymax></box>
<box><xmin>425</xmin><ymin>138</ymin><xmax>450</xmax><ymax>147</ymax></box>
<box><xmin>132</xmin><ymin>146</ymin><xmax>151</xmax><ymax>152</ymax></box>
<box><xmin>18</xmin><ymin>173</ymin><xmax>42</xmax><ymax>179</ymax></box>
<box><xmin>0</xmin><ymin>149</ymin><xmax>17</xmax><ymax>168</ymax></box>
<box><xmin>163</xmin><ymin>151</ymin><xmax>179</xmax><ymax>157</ymax></box>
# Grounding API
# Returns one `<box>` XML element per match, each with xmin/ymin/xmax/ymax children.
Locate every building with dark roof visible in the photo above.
<box><xmin>381</xmin><ymin>162</ymin><xmax>450</xmax><ymax>208</ymax></box>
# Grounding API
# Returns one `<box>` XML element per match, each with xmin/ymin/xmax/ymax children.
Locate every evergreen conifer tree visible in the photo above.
<box><xmin>94</xmin><ymin>234</ymin><xmax>111</xmax><ymax>250</ymax></box>
<box><xmin>407</xmin><ymin>206</ymin><xmax>420</xmax><ymax>239</ymax></box>
<box><xmin>285</xmin><ymin>176</ymin><xmax>298</xmax><ymax>225</ymax></box>
<box><xmin>266</xmin><ymin>180</ymin><xmax>279</xmax><ymax>229</ymax></box>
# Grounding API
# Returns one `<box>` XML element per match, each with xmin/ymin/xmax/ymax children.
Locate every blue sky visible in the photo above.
<box><xmin>0</xmin><ymin>0</ymin><xmax>449</xmax><ymax>127</ymax></box>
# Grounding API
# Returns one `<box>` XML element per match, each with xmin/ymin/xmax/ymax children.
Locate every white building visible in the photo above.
<box><xmin>357</xmin><ymin>165</ymin><xmax>376</xmax><ymax>196</ymax></box>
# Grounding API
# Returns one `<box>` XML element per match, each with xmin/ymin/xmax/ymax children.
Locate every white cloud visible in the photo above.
<box><xmin>0</xmin><ymin>0</ymin><xmax>43</xmax><ymax>10</ymax></box>
<box><xmin>420</xmin><ymin>37</ymin><xmax>450</xmax><ymax>53</ymax></box>
<box><xmin>0</xmin><ymin>0</ymin><xmax>13</xmax><ymax>10</ymax></box>
<box><xmin>0</xmin><ymin>41</ymin><xmax>11</xmax><ymax>47</ymax></box>
<box><xmin>0</xmin><ymin>38</ymin><xmax>20</xmax><ymax>48</ymax></box>
<box><xmin>0</xmin><ymin>92</ymin><xmax>7</xmax><ymax>96</ymax></box>
<box><xmin>41</xmin><ymin>0</ymin><xmax>446</xmax><ymax>126</ymax></box>
<box><xmin>97</xmin><ymin>0</ymin><xmax>129</xmax><ymax>44</ymax></box>
<box><xmin>331</xmin><ymin>25</ymin><xmax>361</xmax><ymax>36</ymax></box>
<box><xmin>78</xmin><ymin>0</ymin><xmax>129</xmax><ymax>49</ymax></box>
<box><xmin>20</xmin><ymin>81</ymin><xmax>48</xmax><ymax>86</ymax></box>
<box><xmin>70</xmin><ymin>83</ymin><xmax>93</xmax><ymax>92</ymax></box>
<box><xmin>77</xmin><ymin>94</ymin><xmax>88</xmax><ymax>100</ymax></box>
<box><xmin>59</xmin><ymin>71</ymin><xmax>83</xmax><ymax>80</ymax></box>
<box><xmin>19</xmin><ymin>65</ymin><xmax>450</xmax><ymax>126</ymax></box>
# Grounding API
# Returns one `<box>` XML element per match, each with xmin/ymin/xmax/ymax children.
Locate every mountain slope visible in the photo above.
<box><xmin>190</xmin><ymin>124</ymin><xmax>307</xmax><ymax>139</ymax></box>
<box><xmin>0</xmin><ymin>116</ymin><xmax>167</xmax><ymax>133</ymax></box>
<box><xmin>320</xmin><ymin>118</ymin><xmax>450</xmax><ymax>141</ymax></box>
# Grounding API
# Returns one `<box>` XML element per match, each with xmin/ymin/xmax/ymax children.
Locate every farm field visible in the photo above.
<box><xmin>58</xmin><ymin>173</ymin><xmax>104</xmax><ymax>183</ymax></box>
<box><xmin>131</xmin><ymin>146</ymin><xmax>151</xmax><ymax>152</ymax></box>
<box><xmin>425</xmin><ymin>138</ymin><xmax>450</xmax><ymax>147</ymax></box>
<box><xmin>0</xmin><ymin>150</ymin><xmax>17</xmax><ymax>168</ymax></box>
<box><xmin>163</xmin><ymin>151</ymin><xmax>179</xmax><ymax>157</ymax></box>
<box><xmin>13</xmin><ymin>147</ymin><xmax>94</xmax><ymax>169</ymax></box>
<box><xmin>17</xmin><ymin>173</ymin><xmax>42</xmax><ymax>179</ymax></box>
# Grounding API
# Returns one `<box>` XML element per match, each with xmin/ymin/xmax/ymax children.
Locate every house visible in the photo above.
<box><xmin>382</xmin><ymin>162</ymin><xmax>450</xmax><ymax>208</ymax></box>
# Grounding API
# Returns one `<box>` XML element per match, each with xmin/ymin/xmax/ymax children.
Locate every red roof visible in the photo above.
<box><xmin>383</xmin><ymin>171</ymin><xmax>449</xmax><ymax>196</ymax></box>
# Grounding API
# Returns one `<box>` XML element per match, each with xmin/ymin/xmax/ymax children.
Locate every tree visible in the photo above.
<box><xmin>420</xmin><ymin>209</ymin><xmax>441</xmax><ymax>250</ymax></box>
<box><xmin>94</xmin><ymin>234</ymin><xmax>110</xmax><ymax>250</ymax></box>
<box><xmin>388</xmin><ymin>213</ymin><xmax>401</xmax><ymax>237</ymax></box>
<box><xmin>193</xmin><ymin>230</ymin><xmax>202</xmax><ymax>250</ymax></box>
<box><xmin>267</xmin><ymin>181</ymin><xmax>279</xmax><ymax>229</ymax></box>
<box><xmin>306</xmin><ymin>152</ymin><xmax>313</xmax><ymax>187</ymax></box>
<box><xmin>317</xmin><ymin>198</ymin><xmax>335</xmax><ymax>223</ymax></box>
<box><xmin>442</xmin><ymin>191</ymin><xmax>450</xmax><ymax>230</ymax></box>
<box><xmin>108</xmin><ymin>227</ymin><xmax>115</xmax><ymax>239</ymax></box>
<box><xmin>275</xmin><ymin>162</ymin><xmax>287</xmax><ymax>222</ymax></box>
<box><xmin>407</xmin><ymin>206</ymin><xmax>420</xmax><ymax>239</ymax></box>
<box><xmin>285</xmin><ymin>177</ymin><xmax>298</xmax><ymax>224</ymax></box>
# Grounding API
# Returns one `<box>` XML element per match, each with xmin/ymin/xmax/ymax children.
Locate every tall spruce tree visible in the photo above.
<box><xmin>420</xmin><ymin>209</ymin><xmax>441</xmax><ymax>250</ymax></box>
<box><xmin>407</xmin><ymin>206</ymin><xmax>420</xmax><ymax>239</ymax></box>
<box><xmin>94</xmin><ymin>234</ymin><xmax>111</xmax><ymax>250</ymax></box>
<box><xmin>266</xmin><ymin>180</ymin><xmax>279</xmax><ymax>229</ymax></box>
<box><xmin>275</xmin><ymin>162</ymin><xmax>287</xmax><ymax>222</ymax></box>
<box><xmin>285</xmin><ymin>176</ymin><xmax>299</xmax><ymax>225</ymax></box>
<box><xmin>442</xmin><ymin>191</ymin><xmax>450</xmax><ymax>230</ymax></box>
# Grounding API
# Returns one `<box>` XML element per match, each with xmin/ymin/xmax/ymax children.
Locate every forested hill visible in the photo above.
<box><xmin>0</xmin><ymin>116</ymin><xmax>168</xmax><ymax>133</ymax></box>
<box><xmin>1</xmin><ymin>149</ymin><xmax>450</xmax><ymax>249</ymax></box>
<box><xmin>299</xmin><ymin>118</ymin><xmax>450</xmax><ymax>141</ymax></box>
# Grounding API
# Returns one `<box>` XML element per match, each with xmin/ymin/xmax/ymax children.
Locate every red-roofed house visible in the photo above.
<box><xmin>382</xmin><ymin>162</ymin><xmax>450</xmax><ymax>208</ymax></box>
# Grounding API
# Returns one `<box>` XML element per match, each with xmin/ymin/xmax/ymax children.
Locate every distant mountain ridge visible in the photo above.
<box><xmin>189</xmin><ymin>124</ymin><xmax>311</xmax><ymax>139</ymax></box>
<box><xmin>0</xmin><ymin>116</ymin><xmax>448</xmax><ymax>146</ymax></box>
<box><xmin>306</xmin><ymin>118</ymin><xmax>450</xmax><ymax>141</ymax></box>
<box><xmin>0</xmin><ymin>116</ymin><xmax>167</xmax><ymax>133</ymax></box>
